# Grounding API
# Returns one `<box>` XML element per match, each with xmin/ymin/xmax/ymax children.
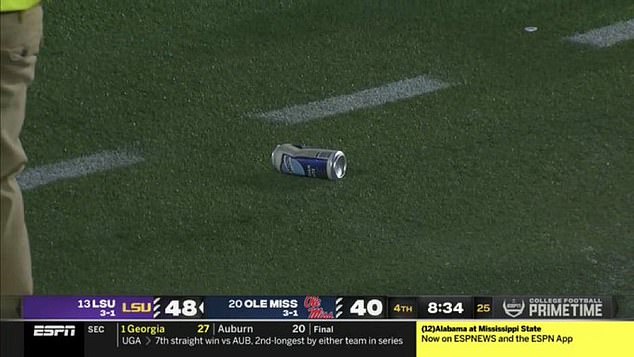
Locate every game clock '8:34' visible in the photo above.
<box><xmin>427</xmin><ymin>301</ymin><xmax>464</xmax><ymax>314</ymax></box>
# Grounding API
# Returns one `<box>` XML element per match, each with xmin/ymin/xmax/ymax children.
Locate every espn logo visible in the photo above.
<box><xmin>33</xmin><ymin>325</ymin><xmax>76</xmax><ymax>337</ymax></box>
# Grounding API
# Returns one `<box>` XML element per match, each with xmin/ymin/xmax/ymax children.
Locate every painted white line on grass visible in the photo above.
<box><xmin>566</xmin><ymin>19</ymin><xmax>634</xmax><ymax>48</ymax></box>
<box><xmin>256</xmin><ymin>75</ymin><xmax>452</xmax><ymax>123</ymax></box>
<box><xmin>18</xmin><ymin>150</ymin><xmax>144</xmax><ymax>191</ymax></box>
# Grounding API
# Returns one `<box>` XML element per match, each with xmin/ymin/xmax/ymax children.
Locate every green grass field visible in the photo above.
<box><xmin>22</xmin><ymin>0</ymin><xmax>633</xmax><ymax>316</ymax></box>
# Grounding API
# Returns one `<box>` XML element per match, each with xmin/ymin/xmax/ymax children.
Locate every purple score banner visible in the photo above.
<box><xmin>22</xmin><ymin>296</ymin><xmax>155</xmax><ymax>319</ymax></box>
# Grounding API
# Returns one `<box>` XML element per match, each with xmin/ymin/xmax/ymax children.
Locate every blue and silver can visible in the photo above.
<box><xmin>271</xmin><ymin>144</ymin><xmax>347</xmax><ymax>180</ymax></box>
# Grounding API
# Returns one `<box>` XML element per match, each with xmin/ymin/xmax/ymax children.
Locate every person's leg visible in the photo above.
<box><xmin>1</xmin><ymin>4</ymin><xmax>43</xmax><ymax>318</ymax></box>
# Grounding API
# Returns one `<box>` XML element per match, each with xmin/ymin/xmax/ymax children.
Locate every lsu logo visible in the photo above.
<box><xmin>122</xmin><ymin>302</ymin><xmax>152</xmax><ymax>313</ymax></box>
<box><xmin>33</xmin><ymin>325</ymin><xmax>76</xmax><ymax>337</ymax></box>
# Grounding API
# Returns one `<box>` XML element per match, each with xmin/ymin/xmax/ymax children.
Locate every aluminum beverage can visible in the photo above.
<box><xmin>271</xmin><ymin>144</ymin><xmax>347</xmax><ymax>180</ymax></box>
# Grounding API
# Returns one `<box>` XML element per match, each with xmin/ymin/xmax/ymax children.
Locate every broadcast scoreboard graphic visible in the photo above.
<box><xmin>1</xmin><ymin>295</ymin><xmax>631</xmax><ymax>356</ymax></box>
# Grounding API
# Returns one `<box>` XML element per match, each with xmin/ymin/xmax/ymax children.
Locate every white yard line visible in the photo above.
<box><xmin>18</xmin><ymin>150</ymin><xmax>144</xmax><ymax>191</ymax></box>
<box><xmin>255</xmin><ymin>75</ymin><xmax>452</xmax><ymax>123</ymax></box>
<box><xmin>566</xmin><ymin>19</ymin><xmax>634</xmax><ymax>48</ymax></box>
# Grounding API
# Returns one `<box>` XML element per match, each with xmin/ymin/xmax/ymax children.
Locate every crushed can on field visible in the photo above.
<box><xmin>271</xmin><ymin>144</ymin><xmax>347</xmax><ymax>180</ymax></box>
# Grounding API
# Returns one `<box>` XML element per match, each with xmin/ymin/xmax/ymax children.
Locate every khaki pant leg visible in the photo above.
<box><xmin>1</xmin><ymin>5</ymin><xmax>43</xmax><ymax>318</ymax></box>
